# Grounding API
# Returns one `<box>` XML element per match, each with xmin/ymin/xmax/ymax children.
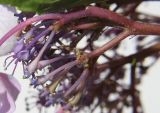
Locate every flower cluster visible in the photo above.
<box><xmin>1</xmin><ymin>3</ymin><xmax>160</xmax><ymax>113</ymax></box>
<box><xmin>0</xmin><ymin>12</ymin><xmax>92</xmax><ymax>112</ymax></box>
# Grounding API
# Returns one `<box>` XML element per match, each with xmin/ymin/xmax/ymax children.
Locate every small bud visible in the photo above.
<box><xmin>68</xmin><ymin>92</ymin><xmax>82</xmax><ymax>106</ymax></box>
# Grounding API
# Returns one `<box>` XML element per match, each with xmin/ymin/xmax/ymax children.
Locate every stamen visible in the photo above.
<box><xmin>4</xmin><ymin>58</ymin><xmax>15</xmax><ymax>70</ymax></box>
<box><xmin>4</xmin><ymin>55</ymin><xmax>14</xmax><ymax>67</ymax></box>
<box><xmin>11</xmin><ymin>60</ymin><xmax>19</xmax><ymax>76</ymax></box>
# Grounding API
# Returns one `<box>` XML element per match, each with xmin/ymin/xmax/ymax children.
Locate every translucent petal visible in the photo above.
<box><xmin>0</xmin><ymin>5</ymin><xmax>18</xmax><ymax>56</ymax></box>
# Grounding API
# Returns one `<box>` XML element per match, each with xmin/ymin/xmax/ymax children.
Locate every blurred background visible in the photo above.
<box><xmin>0</xmin><ymin>1</ymin><xmax>160</xmax><ymax>113</ymax></box>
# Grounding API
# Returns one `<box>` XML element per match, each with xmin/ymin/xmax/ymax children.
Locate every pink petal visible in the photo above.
<box><xmin>6</xmin><ymin>92</ymin><xmax>16</xmax><ymax>113</ymax></box>
<box><xmin>0</xmin><ymin>73</ymin><xmax>21</xmax><ymax>113</ymax></box>
<box><xmin>0</xmin><ymin>92</ymin><xmax>11</xmax><ymax>113</ymax></box>
<box><xmin>0</xmin><ymin>91</ymin><xmax>16</xmax><ymax>113</ymax></box>
<box><xmin>0</xmin><ymin>73</ymin><xmax>21</xmax><ymax>100</ymax></box>
<box><xmin>6</xmin><ymin>75</ymin><xmax>21</xmax><ymax>100</ymax></box>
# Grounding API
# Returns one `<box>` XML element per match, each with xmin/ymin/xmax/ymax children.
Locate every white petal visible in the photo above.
<box><xmin>0</xmin><ymin>5</ymin><xmax>18</xmax><ymax>56</ymax></box>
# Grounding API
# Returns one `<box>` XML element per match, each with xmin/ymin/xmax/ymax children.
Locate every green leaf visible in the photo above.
<box><xmin>0</xmin><ymin>0</ymin><xmax>107</xmax><ymax>13</ymax></box>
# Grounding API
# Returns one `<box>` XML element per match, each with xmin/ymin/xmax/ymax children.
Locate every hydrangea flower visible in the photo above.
<box><xmin>0</xmin><ymin>73</ymin><xmax>21</xmax><ymax>113</ymax></box>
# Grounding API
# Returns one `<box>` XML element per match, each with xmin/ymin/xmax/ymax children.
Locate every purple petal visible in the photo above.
<box><xmin>13</xmin><ymin>39</ymin><xmax>24</xmax><ymax>54</ymax></box>
<box><xmin>0</xmin><ymin>73</ymin><xmax>21</xmax><ymax>100</ymax></box>
<box><xmin>0</xmin><ymin>73</ymin><xmax>21</xmax><ymax>113</ymax></box>
<box><xmin>6</xmin><ymin>92</ymin><xmax>16</xmax><ymax>113</ymax></box>
<box><xmin>0</xmin><ymin>92</ymin><xmax>11</xmax><ymax>113</ymax></box>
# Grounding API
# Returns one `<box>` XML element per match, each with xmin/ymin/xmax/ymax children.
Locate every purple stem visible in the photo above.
<box><xmin>37</xmin><ymin>55</ymin><xmax>75</xmax><ymax>70</ymax></box>
<box><xmin>27</xmin><ymin>31</ymin><xmax>55</xmax><ymax>74</ymax></box>
<box><xmin>37</xmin><ymin>60</ymin><xmax>78</xmax><ymax>85</ymax></box>
<box><xmin>4</xmin><ymin>55</ymin><xmax>14</xmax><ymax>66</ymax></box>
<box><xmin>11</xmin><ymin>60</ymin><xmax>19</xmax><ymax>76</ymax></box>
<box><xmin>4</xmin><ymin>58</ymin><xmax>15</xmax><ymax>70</ymax></box>
<box><xmin>64</xmin><ymin>69</ymin><xmax>89</xmax><ymax>98</ymax></box>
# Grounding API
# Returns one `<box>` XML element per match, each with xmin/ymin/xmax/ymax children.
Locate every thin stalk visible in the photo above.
<box><xmin>89</xmin><ymin>30</ymin><xmax>131</xmax><ymax>58</ymax></box>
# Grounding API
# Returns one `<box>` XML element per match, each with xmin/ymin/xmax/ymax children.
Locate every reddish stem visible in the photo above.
<box><xmin>88</xmin><ymin>30</ymin><xmax>131</xmax><ymax>58</ymax></box>
<box><xmin>97</xmin><ymin>42</ymin><xmax>160</xmax><ymax>70</ymax></box>
<box><xmin>1</xmin><ymin>6</ymin><xmax>160</xmax><ymax>56</ymax></box>
<box><xmin>58</xmin><ymin>6</ymin><xmax>160</xmax><ymax>35</ymax></box>
<box><xmin>73</xmin><ymin>22</ymin><xmax>101</xmax><ymax>30</ymax></box>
